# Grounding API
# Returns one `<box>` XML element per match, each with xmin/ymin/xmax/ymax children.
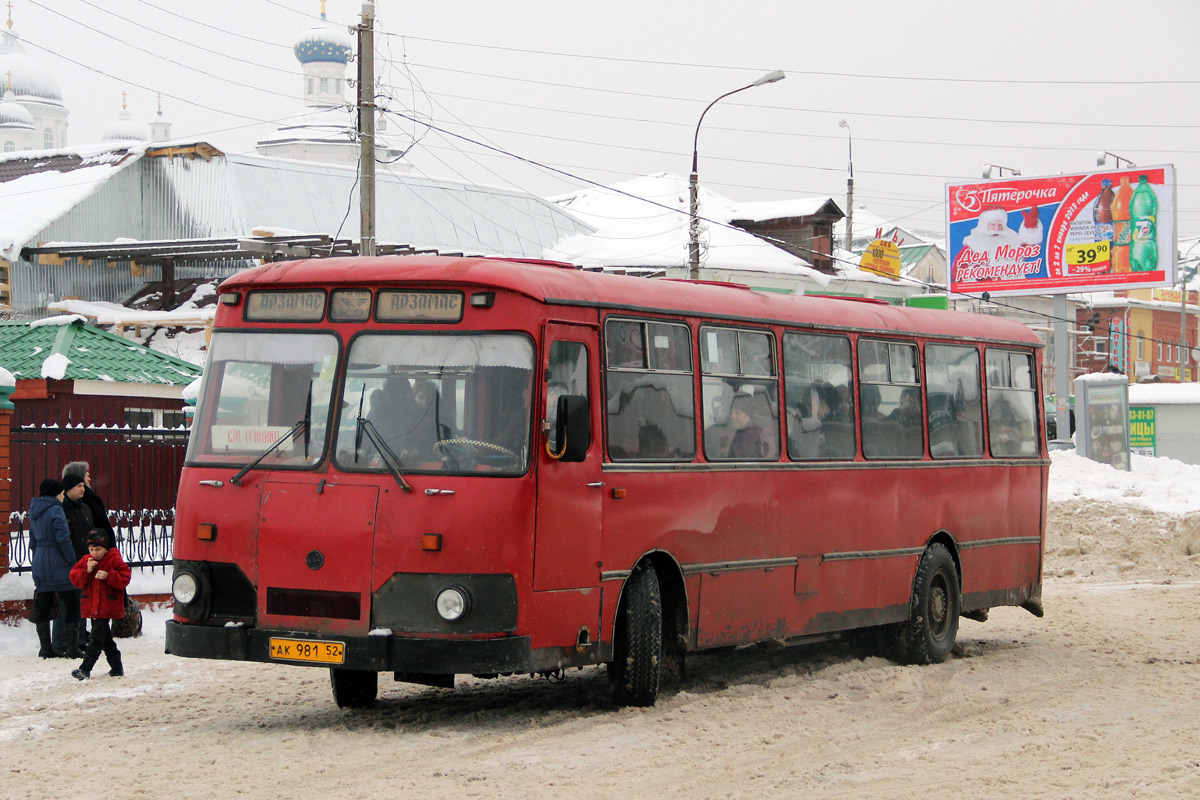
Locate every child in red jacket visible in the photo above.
<box><xmin>69</xmin><ymin>530</ymin><xmax>132</xmax><ymax>680</ymax></box>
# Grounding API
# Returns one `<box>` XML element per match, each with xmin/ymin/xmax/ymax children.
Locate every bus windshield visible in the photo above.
<box><xmin>187</xmin><ymin>331</ymin><xmax>339</xmax><ymax>468</ymax></box>
<box><xmin>334</xmin><ymin>333</ymin><xmax>534</xmax><ymax>476</ymax></box>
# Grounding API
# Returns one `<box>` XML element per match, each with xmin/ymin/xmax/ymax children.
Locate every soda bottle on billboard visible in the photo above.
<box><xmin>1094</xmin><ymin>178</ymin><xmax>1114</xmax><ymax>244</ymax></box>
<box><xmin>1110</xmin><ymin>176</ymin><xmax>1133</xmax><ymax>272</ymax></box>
<box><xmin>1130</xmin><ymin>175</ymin><xmax>1158</xmax><ymax>272</ymax></box>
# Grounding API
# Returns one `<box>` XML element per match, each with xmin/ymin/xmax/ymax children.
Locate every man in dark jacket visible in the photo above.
<box><xmin>29</xmin><ymin>479</ymin><xmax>83</xmax><ymax>659</ymax></box>
<box><xmin>62</xmin><ymin>461</ymin><xmax>115</xmax><ymax>548</ymax></box>
<box><xmin>53</xmin><ymin>473</ymin><xmax>94</xmax><ymax>652</ymax></box>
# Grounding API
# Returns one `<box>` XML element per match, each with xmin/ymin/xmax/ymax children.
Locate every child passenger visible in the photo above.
<box><xmin>69</xmin><ymin>530</ymin><xmax>132</xmax><ymax>680</ymax></box>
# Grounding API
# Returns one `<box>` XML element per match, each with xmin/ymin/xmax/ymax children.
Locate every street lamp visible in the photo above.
<box><xmin>982</xmin><ymin>163</ymin><xmax>1021</xmax><ymax>179</ymax></box>
<box><xmin>688</xmin><ymin>70</ymin><xmax>786</xmax><ymax>279</ymax></box>
<box><xmin>1097</xmin><ymin>151</ymin><xmax>1136</xmax><ymax>169</ymax></box>
<box><xmin>839</xmin><ymin>119</ymin><xmax>854</xmax><ymax>251</ymax></box>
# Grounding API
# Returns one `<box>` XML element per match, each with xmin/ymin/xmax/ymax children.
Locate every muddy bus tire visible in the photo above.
<box><xmin>331</xmin><ymin>668</ymin><xmax>378</xmax><ymax>709</ymax></box>
<box><xmin>608</xmin><ymin>561</ymin><xmax>663</xmax><ymax>707</ymax></box>
<box><xmin>893</xmin><ymin>543</ymin><xmax>960</xmax><ymax>666</ymax></box>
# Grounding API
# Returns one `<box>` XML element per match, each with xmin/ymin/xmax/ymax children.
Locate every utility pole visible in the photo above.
<box><xmin>357</xmin><ymin>2</ymin><xmax>376</xmax><ymax>257</ymax></box>
<box><xmin>839</xmin><ymin>120</ymin><xmax>853</xmax><ymax>251</ymax></box>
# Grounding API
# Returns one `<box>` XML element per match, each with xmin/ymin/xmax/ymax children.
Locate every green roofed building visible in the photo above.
<box><xmin>0</xmin><ymin>316</ymin><xmax>201</xmax><ymax>388</ymax></box>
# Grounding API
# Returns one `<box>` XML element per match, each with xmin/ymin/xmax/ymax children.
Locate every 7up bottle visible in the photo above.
<box><xmin>1129</xmin><ymin>175</ymin><xmax>1158</xmax><ymax>272</ymax></box>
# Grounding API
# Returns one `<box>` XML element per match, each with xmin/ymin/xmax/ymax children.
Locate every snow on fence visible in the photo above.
<box><xmin>5</xmin><ymin>509</ymin><xmax>174</xmax><ymax>573</ymax></box>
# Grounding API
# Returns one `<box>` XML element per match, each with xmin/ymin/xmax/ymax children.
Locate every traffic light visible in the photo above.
<box><xmin>1085</xmin><ymin>311</ymin><xmax>1101</xmax><ymax>332</ymax></box>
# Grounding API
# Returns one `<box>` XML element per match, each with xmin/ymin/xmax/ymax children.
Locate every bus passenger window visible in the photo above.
<box><xmin>783</xmin><ymin>332</ymin><xmax>855</xmax><ymax>460</ymax></box>
<box><xmin>860</xmin><ymin>340</ymin><xmax>924</xmax><ymax>459</ymax></box>
<box><xmin>605</xmin><ymin>320</ymin><xmax>645</xmax><ymax>368</ymax></box>
<box><xmin>605</xmin><ymin>319</ymin><xmax>695</xmax><ymax>461</ymax></box>
<box><xmin>986</xmin><ymin>350</ymin><xmax>1038</xmax><ymax>457</ymax></box>
<box><xmin>925</xmin><ymin>344</ymin><xmax>984</xmax><ymax>459</ymax></box>
<box><xmin>701</xmin><ymin>327</ymin><xmax>779</xmax><ymax>461</ymax></box>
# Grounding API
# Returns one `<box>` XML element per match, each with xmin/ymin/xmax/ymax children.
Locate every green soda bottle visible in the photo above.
<box><xmin>1129</xmin><ymin>175</ymin><xmax>1158</xmax><ymax>272</ymax></box>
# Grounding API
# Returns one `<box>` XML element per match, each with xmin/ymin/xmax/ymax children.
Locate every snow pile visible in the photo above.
<box><xmin>39</xmin><ymin>352</ymin><xmax>70</xmax><ymax>379</ymax></box>
<box><xmin>1048</xmin><ymin>449</ymin><xmax>1200</xmax><ymax>515</ymax></box>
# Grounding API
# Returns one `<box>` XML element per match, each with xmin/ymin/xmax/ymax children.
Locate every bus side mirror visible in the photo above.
<box><xmin>554</xmin><ymin>394</ymin><xmax>590</xmax><ymax>462</ymax></box>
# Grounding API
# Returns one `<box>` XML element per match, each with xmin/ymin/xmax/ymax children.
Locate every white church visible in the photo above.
<box><xmin>0</xmin><ymin>1</ymin><xmax>392</xmax><ymax>165</ymax></box>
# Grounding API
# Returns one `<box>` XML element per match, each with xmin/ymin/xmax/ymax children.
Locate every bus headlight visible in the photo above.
<box><xmin>173</xmin><ymin>572</ymin><xmax>199</xmax><ymax>605</ymax></box>
<box><xmin>435</xmin><ymin>586</ymin><xmax>470</xmax><ymax>621</ymax></box>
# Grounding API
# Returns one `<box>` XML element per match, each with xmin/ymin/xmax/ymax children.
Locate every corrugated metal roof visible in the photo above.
<box><xmin>898</xmin><ymin>244</ymin><xmax>938</xmax><ymax>269</ymax></box>
<box><xmin>2</xmin><ymin>141</ymin><xmax>593</xmax><ymax>315</ymax></box>
<box><xmin>0</xmin><ymin>319</ymin><xmax>202</xmax><ymax>385</ymax></box>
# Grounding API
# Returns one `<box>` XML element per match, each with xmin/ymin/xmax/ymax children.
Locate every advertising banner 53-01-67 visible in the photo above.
<box><xmin>947</xmin><ymin>165</ymin><xmax>1175</xmax><ymax>297</ymax></box>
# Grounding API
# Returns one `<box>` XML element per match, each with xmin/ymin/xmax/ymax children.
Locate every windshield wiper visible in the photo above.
<box><xmin>356</xmin><ymin>412</ymin><xmax>413</xmax><ymax>494</ymax></box>
<box><xmin>230</xmin><ymin>381</ymin><xmax>313</xmax><ymax>487</ymax></box>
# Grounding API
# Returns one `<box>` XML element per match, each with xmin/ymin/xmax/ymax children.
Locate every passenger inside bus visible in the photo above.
<box><xmin>491</xmin><ymin>381</ymin><xmax>532</xmax><ymax>457</ymax></box>
<box><xmin>412</xmin><ymin>378</ymin><xmax>453</xmax><ymax>441</ymax></box>
<box><xmin>860</xmin><ymin>384</ymin><xmax>885</xmax><ymax>422</ymax></box>
<box><xmin>728</xmin><ymin>392</ymin><xmax>770</xmax><ymax>459</ymax></box>
<box><xmin>788</xmin><ymin>387</ymin><xmax>829</xmax><ymax>458</ymax></box>
<box><xmin>788</xmin><ymin>382</ymin><xmax>853</xmax><ymax>459</ymax></box>
<box><xmin>366</xmin><ymin>377</ymin><xmax>438</xmax><ymax>464</ymax></box>
<box><xmin>988</xmin><ymin>392</ymin><xmax>1035</xmax><ymax>456</ymax></box>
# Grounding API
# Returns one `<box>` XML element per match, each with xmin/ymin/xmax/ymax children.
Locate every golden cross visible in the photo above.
<box><xmin>5</xmin><ymin>70</ymin><xmax>11</xmax><ymax>92</ymax></box>
<box><xmin>6</xmin><ymin>2</ymin><xmax>12</xmax><ymax>30</ymax></box>
<box><xmin>121</xmin><ymin>90</ymin><xmax>127</xmax><ymax>110</ymax></box>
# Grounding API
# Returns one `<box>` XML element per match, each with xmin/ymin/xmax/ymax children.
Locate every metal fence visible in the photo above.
<box><xmin>7</xmin><ymin>508</ymin><xmax>175</xmax><ymax>574</ymax></box>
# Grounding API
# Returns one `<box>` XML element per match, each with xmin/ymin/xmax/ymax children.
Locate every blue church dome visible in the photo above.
<box><xmin>293</xmin><ymin>21</ymin><xmax>353</xmax><ymax>65</ymax></box>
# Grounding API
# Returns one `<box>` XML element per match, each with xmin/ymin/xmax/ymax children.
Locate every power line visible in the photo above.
<box><xmin>20</xmin><ymin>34</ymin><xmax>299</xmax><ymax>127</ymax></box>
<box><xmin>379</xmin><ymin>31</ymin><xmax>1200</xmax><ymax>87</ymax></box>
<box><xmin>127</xmin><ymin>0</ymin><xmax>293</xmax><ymax>50</ymax></box>
<box><xmin>397</xmin><ymin>61</ymin><xmax>1200</xmax><ymax>130</ymax></box>
<box><xmin>379</xmin><ymin>78</ymin><xmax>1200</xmax><ymax>158</ymax></box>
<box><xmin>33</xmin><ymin>0</ymin><xmax>296</xmax><ymax>78</ymax></box>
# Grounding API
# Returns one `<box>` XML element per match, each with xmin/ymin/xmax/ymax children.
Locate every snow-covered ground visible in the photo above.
<box><xmin>3</xmin><ymin>450</ymin><xmax>1200</xmax><ymax>799</ymax></box>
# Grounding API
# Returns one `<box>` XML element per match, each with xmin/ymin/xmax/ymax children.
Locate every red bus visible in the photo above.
<box><xmin>166</xmin><ymin>255</ymin><xmax>1047</xmax><ymax>708</ymax></box>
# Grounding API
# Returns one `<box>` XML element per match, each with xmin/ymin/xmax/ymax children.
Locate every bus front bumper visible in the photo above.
<box><xmin>165</xmin><ymin>620</ymin><xmax>534</xmax><ymax>674</ymax></box>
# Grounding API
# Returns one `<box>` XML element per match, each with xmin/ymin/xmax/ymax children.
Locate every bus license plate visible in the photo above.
<box><xmin>269</xmin><ymin>638</ymin><xmax>345</xmax><ymax>665</ymax></box>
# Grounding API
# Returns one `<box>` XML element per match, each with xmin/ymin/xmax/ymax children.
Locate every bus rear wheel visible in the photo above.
<box><xmin>330</xmin><ymin>668</ymin><xmax>378</xmax><ymax>709</ymax></box>
<box><xmin>893</xmin><ymin>543</ymin><xmax>960</xmax><ymax>665</ymax></box>
<box><xmin>608</xmin><ymin>561</ymin><xmax>663</xmax><ymax>707</ymax></box>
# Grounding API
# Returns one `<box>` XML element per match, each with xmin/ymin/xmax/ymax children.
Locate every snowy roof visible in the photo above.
<box><xmin>0</xmin><ymin>143</ymin><xmax>590</xmax><ymax>267</ymax></box>
<box><xmin>0</xmin><ymin>318</ymin><xmax>202</xmax><ymax>385</ymax></box>
<box><xmin>46</xmin><ymin>299</ymin><xmax>215</xmax><ymax>328</ymax></box>
<box><xmin>727</xmin><ymin>196</ymin><xmax>842</xmax><ymax>223</ymax></box>
<box><xmin>0</xmin><ymin>142</ymin><xmax>146</xmax><ymax>261</ymax></box>
<box><xmin>1128</xmin><ymin>382</ymin><xmax>1200</xmax><ymax>405</ymax></box>
<box><xmin>546</xmin><ymin>173</ymin><xmax>823</xmax><ymax>276</ymax></box>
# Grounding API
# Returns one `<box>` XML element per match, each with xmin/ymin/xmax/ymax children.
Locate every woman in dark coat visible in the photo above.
<box><xmin>28</xmin><ymin>479</ymin><xmax>83</xmax><ymax>659</ymax></box>
<box><xmin>56</xmin><ymin>473</ymin><xmax>95</xmax><ymax>651</ymax></box>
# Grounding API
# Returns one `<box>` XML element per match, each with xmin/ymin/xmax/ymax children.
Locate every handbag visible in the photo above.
<box><xmin>110</xmin><ymin>593</ymin><xmax>143</xmax><ymax>639</ymax></box>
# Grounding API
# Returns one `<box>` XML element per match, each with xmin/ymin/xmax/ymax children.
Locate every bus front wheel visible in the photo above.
<box><xmin>893</xmin><ymin>543</ymin><xmax>960</xmax><ymax>665</ymax></box>
<box><xmin>608</xmin><ymin>561</ymin><xmax>663</xmax><ymax>707</ymax></box>
<box><xmin>330</xmin><ymin>668</ymin><xmax>378</xmax><ymax>709</ymax></box>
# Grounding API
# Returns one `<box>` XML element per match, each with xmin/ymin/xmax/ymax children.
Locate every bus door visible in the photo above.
<box><xmin>256</xmin><ymin>478</ymin><xmax>380</xmax><ymax>635</ymax></box>
<box><xmin>534</xmin><ymin>323</ymin><xmax>602</xmax><ymax>591</ymax></box>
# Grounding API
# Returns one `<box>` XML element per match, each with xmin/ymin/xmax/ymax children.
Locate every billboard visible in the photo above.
<box><xmin>947</xmin><ymin>165</ymin><xmax>1176</xmax><ymax>297</ymax></box>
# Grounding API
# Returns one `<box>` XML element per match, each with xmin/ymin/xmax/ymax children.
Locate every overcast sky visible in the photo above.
<box><xmin>12</xmin><ymin>0</ymin><xmax>1200</xmax><ymax>245</ymax></box>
